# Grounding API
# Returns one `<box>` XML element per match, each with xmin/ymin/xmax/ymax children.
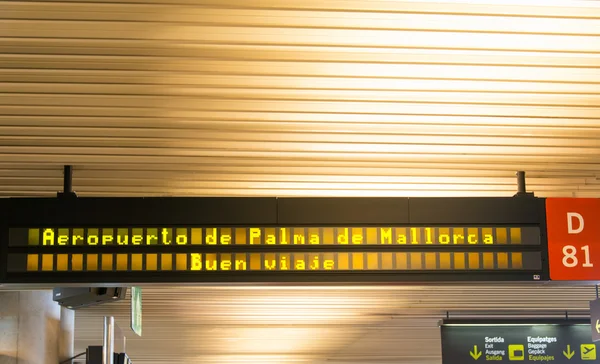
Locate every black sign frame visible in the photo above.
<box><xmin>0</xmin><ymin>196</ymin><xmax>549</xmax><ymax>285</ymax></box>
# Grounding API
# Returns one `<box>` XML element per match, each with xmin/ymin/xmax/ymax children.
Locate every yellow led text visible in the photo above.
<box><xmin>36</xmin><ymin>226</ymin><xmax>505</xmax><ymax>246</ymax></box>
<box><xmin>20</xmin><ymin>251</ymin><xmax>532</xmax><ymax>272</ymax></box>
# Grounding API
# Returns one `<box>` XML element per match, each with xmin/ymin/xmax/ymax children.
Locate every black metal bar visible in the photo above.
<box><xmin>7</xmin><ymin>197</ymin><xmax>544</xmax><ymax>225</ymax></box>
<box><xmin>537</xmin><ymin>196</ymin><xmax>550</xmax><ymax>281</ymax></box>
<box><xmin>1</xmin><ymin>271</ymin><xmax>548</xmax><ymax>285</ymax></box>
<box><xmin>517</xmin><ymin>171</ymin><xmax>526</xmax><ymax>194</ymax></box>
<box><xmin>441</xmin><ymin>318</ymin><xmax>590</xmax><ymax>326</ymax></box>
<box><xmin>514</xmin><ymin>171</ymin><xmax>535</xmax><ymax>197</ymax></box>
<box><xmin>63</xmin><ymin>165</ymin><xmax>73</xmax><ymax>194</ymax></box>
<box><xmin>57</xmin><ymin>165</ymin><xmax>77</xmax><ymax>199</ymax></box>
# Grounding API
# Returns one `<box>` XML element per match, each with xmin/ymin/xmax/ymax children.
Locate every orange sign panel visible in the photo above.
<box><xmin>547</xmin><ymin>198</ymin><xmax>600</xmax><ymax>281</ymax></box>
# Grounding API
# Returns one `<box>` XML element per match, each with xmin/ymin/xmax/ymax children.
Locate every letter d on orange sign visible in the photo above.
<box><xmin>546</xmin><ymin>198</ymin><xmax>600</xmax><ymax>281</ymax></box>
<box><xmin>567</xmin><ymin>212</ymin><xmax>584</xmax><ymax>234</ymax></box>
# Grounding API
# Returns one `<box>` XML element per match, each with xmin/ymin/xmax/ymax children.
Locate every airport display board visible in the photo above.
<box><xmin>441</xmin><ymin>320</ymin><xmax>598</xmax><ymax>364</ymax></box>
<box><xmin>0</xmin><ymin>196</ymin><xmax>548</xmax><ymax>284</ymax></box>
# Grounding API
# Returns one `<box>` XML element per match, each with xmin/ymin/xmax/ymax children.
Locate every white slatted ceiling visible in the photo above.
<box><xmin>73</xmin><ymin>284</ymin><xmax>598</xmax><ymax>364</ymax></box>
<box><xmin>2</xmin><ymin>0</ymin><xmax>600</xmax><ymax>197</ymax></box>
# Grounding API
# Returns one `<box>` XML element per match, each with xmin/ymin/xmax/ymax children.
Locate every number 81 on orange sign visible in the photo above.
<box><xmin>547</xmin><ymin>198</ymin><xmax>600</xmax><ymax>281</ymax></box>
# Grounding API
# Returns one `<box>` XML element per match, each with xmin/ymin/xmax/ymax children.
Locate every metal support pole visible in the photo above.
<box><xmin>63</xmin><ymin>165</ymin><xmax>73</xmax><ymax>194</ymax></box>
<box><xmin>513</xmin><ymin>171</ymin><xmax>534</xmax><ymax>197</ymax></box>
<box><xmin>57</xmin><ymin>165</ymin><xmax>77</xmax><ymax>198</ymax></box>
<box><xmin>516</xmin><ymin>171</ymin><xmax>526</xmax><ymax>195</ymax></box>
<box><xmin>103</xmin><ymin>316</ymin><xmax>115</xmax><ymax>364</ymax></box>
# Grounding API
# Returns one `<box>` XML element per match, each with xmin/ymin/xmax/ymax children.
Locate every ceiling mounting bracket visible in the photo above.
<box><xmin>513</xmin><ymin>171</ymin><xmax>535</xmax><ymax>197</ymax></box>
<box><xmin>57</xmin><ymin>165</ymin><xmax>78</xmax><ymax>199</ymax></box>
